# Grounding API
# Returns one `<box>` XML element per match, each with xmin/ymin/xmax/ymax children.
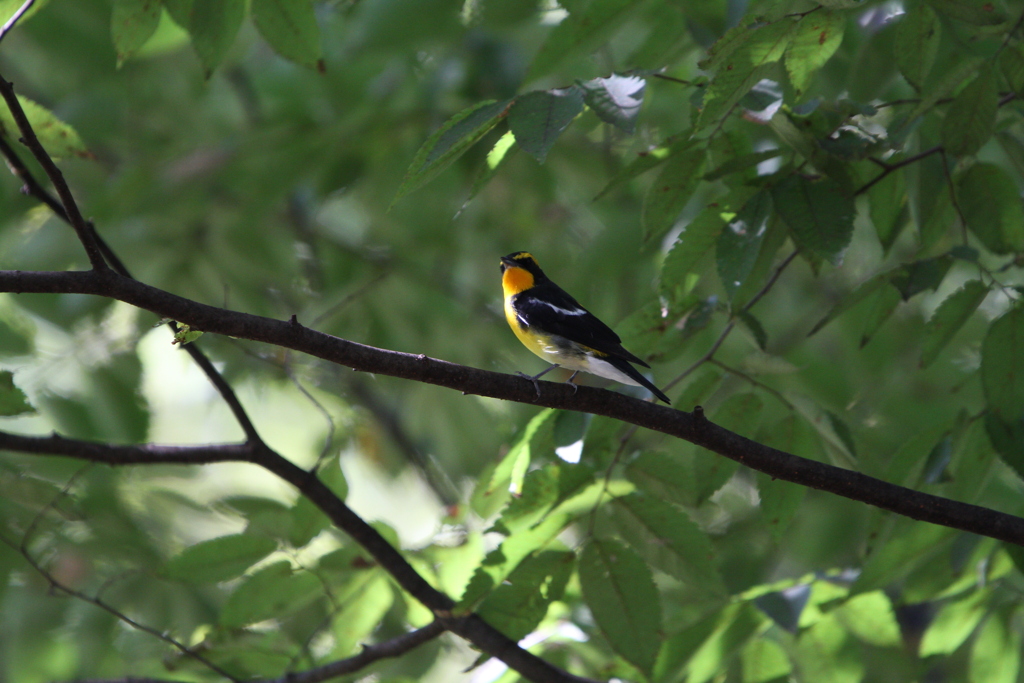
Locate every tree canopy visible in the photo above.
<box><xmin>3</xmin><ymin>0</ymin><xmax>1024</xmax><ymax>682</ymax></box>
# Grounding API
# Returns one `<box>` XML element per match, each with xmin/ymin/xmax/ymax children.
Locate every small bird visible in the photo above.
<box><xmin>500</xmin><ymin>251</ymin><xmax>671</xmax><ymax>404</ymax></box>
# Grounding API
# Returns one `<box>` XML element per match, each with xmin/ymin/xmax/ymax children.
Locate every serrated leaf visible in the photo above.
<box><xmin>788</xmin><ymin>394</ymin><xmax>856</xmax><ymax>467</ymax></box>
<box><xmin>716</xmin><ymin>189</ymin><xmax>772</xmax><ymax>299</ymax></box>
<box><xmin>0</xmin><ymin>371</ymin><xmax>33</xmax><ymax>417</ymax></box>
<box><xmin>982</xmin><ymin>307</ymin><xmax>1024</xmax><ymax>422</ymax></box>
<box><xmin>921</xmin><ymin>280</ymin><xmax>989</xmax><ymax>368</ymax></box>
<box><xmin>642</xmin><ymin>147</ymin><xmax>706</xmax><ymax>243</ymax></box>
<box><xmin>924</xmin><ymin>0</ymin><xmax>1007</xmax><ymax>25</ymax></box>
<box><xmin>220</xmin><ymin>561</ymin><xmax>322</xmax><ymax>628</ymax></box>
<box><xmin>189</xmin><ymin>0</ymin><xmax>245</xmax><ymax>75</ymax></box>
<box><xmin>837</xmin><ymin>591</ymin><xmax>902</xmax><ymax>647</ymax></box>
<box><xmin>771</xmin><ymin>174</ymin><xmax>854</xmax><ymax>265</ymax></box>
<box><xmin>0</xmin><ymin>95</ymin><xmax>91</xmax><ymax>159</ymax></box>
<box><xmin>526</xmin><ymin>0</ymin><xmax>636</xmax><ymax>81</ymax></box>
<box><xmin>579</xmin><ymin>539</ymin><xmax>662</xmax><ymax>678</ymax></box>
<box><xmin>393</xmin><ymin>99</ymin><xmax>511</xmax><ymax>205</ymax></box>
<box><xmin>691</xmin><ymin>393</ymin><xmax>761</xmax><ymax>502</ymax></box>
<box><xmin>251</xmin><ymin>0</ymin><xmax>323</xmax><ymax>71</ymax></box>
<box><xmin>686</xmin><ymin>602</ymin><xmax>766</xmax><ymax>683</ymax></box>
<box><xmin>703</xmin><ymin>149</ymin><xmax>781</xmax><ymax>182</ymax></box>
<box><xmin>737</xmin><ymin>310</ymin><xmax>768</xmax><ymax>350</ymax></box>
<box><xmin>895</xmin><ymin>4</ymin><xmax>940</xmax><ymax>91</ymax></box>
<box><xmin>613</xmin><ymin>492</ymin><xmax>726</xmax><ymax>595</ymax></box>
<box><xmin>476</xmin><ymin>550</ymin><xmax>574</xmax><ymax>641</ymax></box>
<box><xmin>508</xmin><ymin>88</ymin><xmax>585</xmax><ymax>163</ymax></box>
<box><xmin>578</xmin><ymin>74</ymin><xmax>645</xmax><ymax>133</ymax></box>
<box><xmin>784</xmin><ymin>10</ymin><xmax>845</xmax><ymax>94</ymax></box>
<box><xmin>957</xmin><ymin>163</ymin><xmax>1024</xmax><ymax>255</ymax></box>
<box><xmin>942</xmin><ymin>71</ymin><xmax>997</xmax><ymax>157</ymax></box>
<box><xmin>481</xmin><ymin>408</ymin><xmax>555</xmax><ymax>501</ymax></box>
<box><xmin>626</xmin><ymin>450</ymin><xmax>698</xmax><ymax>507</ymax></box>
<box><xmin>698</xmin><ymin>19</ymin><xmax>801</xmax><ymax>130</ymax></box>
<box><xmin>111</xmin><ymin>0</ymin><xmax>162</xmax><ymax>67</ymax></box>
<box><xmin>162</xmin><ymin>533</ymin><xmax>278</xmax><ymax>583</ymax></box>
<box><xmin>901</xmin><ymin>57</ymin><xmax>983</xmax><ymax>132</ymax></box>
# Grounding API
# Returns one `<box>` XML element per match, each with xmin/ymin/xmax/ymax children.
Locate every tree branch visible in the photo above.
<box><xmin>0</xmin><ymin>427</ymin><xmax>599</xmax><ymax>683</ymax></box>
<box><xmin>0</xmin><ymin>73</ymin><xmax>108</xmax><ymax>270</ymax></box>
<box><xmin>4</xmin><ymin>269</ymin><xmax>1024</xmax><ymax>551</ymax></box>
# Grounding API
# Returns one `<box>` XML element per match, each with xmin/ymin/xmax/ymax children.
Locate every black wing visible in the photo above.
<box><xmin>513</xmin><ymin>281</ymin><xmax>650</xmax><ymax>367</ymax></box>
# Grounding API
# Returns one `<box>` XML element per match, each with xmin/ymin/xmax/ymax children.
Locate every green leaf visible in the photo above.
<box><xmin>189</xmin><ymin>0</ymin><xmax>245</xmax><ymax>75</ymax></box>
<box><xmin>737</xmin><ymin>310</ymin><xmax>768</xmax><ymax>350</ymax></box>
<box><xmin>889</xmin><ymin>255</ymin><xmax>953</xmax><ymax>301</ymax></box>
<box><xmin>703</xmin><ymin>149</ymin><xmax>782</xmax><ymax>182</ymax></box>
<box><xmin>957</xmin><ymin>163</ymin><xmax>1024</xmax><ymax>255</ymax></box>
<box><xmin>613</xmin><ymin>492</ymin><xmax>726</xmax><ymax>595</ymax></box>
<box><xmin>594</xmin><ymin>133</ymin><xmax>694</xmax><ymax>201</ymax></box>
<box><xmin>984</xmin><ymin>411</ymin><xmax>1024</xmax><ymax>480</ymax></box>
<box><xmin>941</xmin><ymin>71</ymin><xmax>997</xmax><ymax>157</ymax></box>
<box><xmin>784</xmin><ymin>10</ymin><xmax>845</xmax><ymax>95</ymax></box>
<box><xmin>578</xmin><ymin>74</ymin><xmax>646</xmax><ymax>133</ymax></box>
<box><xmin>924</xmin><ymin>0</ymin><xmax>1007</xmax><ymax>25</ymax></box>
<box><xmin>332</xmin><ymin>572</ymin><xmax>394</xmax><ymax>656</ymax></box>
<box><xmin>251</xmin><ymin>0</ymin><xmax>323</xmax><ymax>71</ymax></box>
<box><xmin>835</xmin><ymin>590</ymin><xmax>902</xmax><ymax>648</ymax></box>
<box><xmin>162</xmin><ymin>533</ymin><xmax>278</xmax><ymax>583</ymax></box>
<box><xmin>999</xmin><ymin>44</ymin><xmax>1024</xmax><ymax>96</ymax></box>
<box><xmin>0</xmin><ymin>371</ymin><xmax>33</xmax><ymax>417</ymax></box>
<box><xmin>741</xmin><ymin>638</ymin><xmax>791</xmax><ymax>683</ymax></box>
<box><xmin>921</xmin><ymin>280</ymin><xmax>989</xmax><ymax>368</ymax></box>
<box><xmin>692</xmin><ymin>393</ymin><xmax>762</xmax><ymax>502</ymax></box>
<box><xmin>920</xmin><ymin>587</ymin><xmax>993</xmax><ymax>656</ymax></box>
<box><xmin>686</xmin><ymin>602</ymin><xmax>766</xmax><ymax>683</ymax></box>
<box><xmin>868</xmin><ymin>167</ymin><xmax>907</xmax><ymax>251</ymax></box>
<box><xmin>971</xmin><ymin>608</ymin><xmax>1021</xmax><ymax>683</ymax></box>
<box><xmin>220</xmin><ymin>560</ymin><xmax>322</xmax><ymax>628</ymax></box>
<box><xmin>479</xmin><ymin>408</ymin><xmax>555</xmax><ymax>503</ymax></box>
<box><xmin>771</xmin><ymin>174</ymin><xmax>855</xmax><ymax>265</ymax></box>
<box><xmin>393</xmin><ymin>99</ymin><xmax>511</xmax><ymax>205</ymax></box>
<box><xmin>287</xmin><ymin>495</ymin><xmax>330</xmax><ymax>548</ymax></box>
<box><xmin>111</xmin><ymin>0</ymin><xmax>162</xmax><ymax>67</ymax></box>
<box><xmin>579</xmin><ymin>539</ymin><xmax>662</xmax><ymax>679</ymax></box>
<box><xmin>982</xmin><ymin>307</ymin><xmax>1024</xmax><ymax>422</ymax></box>
<box><xmin>476</xmin><ymin>549</ymin><xmax>574</xmax><ymax>641</ymax></box>
<box><xmin>642</xmin><ymin>147</ymin><xmax>706</xmax><ymax>243</ymax></box>
<box><xmin>756</xmin><ymin>415</ymin><xmax>816</xmax><ymax>539</ymax></box>
<box><xmin>626</xmin><ymin>450</ymin><xmax>699</xmax><ymax>508</ymax></box>
<box><xmin>901</xmin><ymin>57</ymin><xmax>983</xmax><ymax>132</ymax></box>
<box><xmin>698</xmin><ymin>19</ymin><xmax>801</xmax><ymax>130</ymax></box>
<box><xmin>858</xmin><ymin>283</ymin><xmax>901</xmax><ymax>347</ymax></box>
<box><xmin>0</xmin><ymin>95</ymin><xmax>91</xmax><ymax>160</ymax></box>
<box><xmin>808</xmin><ymin>270</ymin><xmax>895</xmax><ymax>336</ymax></box>
<box><xmin>852</xmin><ymin>522</ymin><xmax>953</xmax><ymax>595</ymax></box>
<box><xmin>716</xmin><ymin>189</ymin><xmax>772</xmax><ymax>300</ymax></box>
<box><xmin>162</xmin><ymin>0</ymin><xmax>192</xmax><ymax>26</ymax></box>
<box><xmin>895</xmin><ymin>3</ymin><xmax>940</xmax><ymax>91</ymax></box>
<box><xmin>792</xmin><ymin>614</ymin><xmax>863</xmax><ymax>683</ymax></box>
<box><xmin>526</xmin><ymin>0</ymin><xmax>637</xmax><ymax>81</ymax></box>
<box><xmin>661</xmin><ymin>186</ymin><xmax>759</xmax><ymax>291</ymax></box>
<box><xmin>508</xmin><ymin>88</ymin><xmax>585</xmax><ymax>163</ymax></box>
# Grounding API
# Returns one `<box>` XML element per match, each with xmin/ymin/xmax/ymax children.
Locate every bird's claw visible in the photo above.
<box><xmin>516</xmin><ymin>371</ymin><xmax>543</xmax><ymax>397</ymax></box>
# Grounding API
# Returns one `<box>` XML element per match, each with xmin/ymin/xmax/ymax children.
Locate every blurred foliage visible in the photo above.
<box><xmin>3</xmin><ymin>0</ymin><xmax>1024</xmax><ymax>681</ymax></box>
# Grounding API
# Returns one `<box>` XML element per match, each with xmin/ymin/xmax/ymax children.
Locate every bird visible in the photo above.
<box><xmin>500</xmin><ymin>251</ymin><xmax>671</xmax><ymax>404</ymax></box>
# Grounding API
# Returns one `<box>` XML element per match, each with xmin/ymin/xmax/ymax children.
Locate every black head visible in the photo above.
<box><xmin>500</xmin><ymin>251</ymin><xmax>548</xmax><ymax>281</ymax></box>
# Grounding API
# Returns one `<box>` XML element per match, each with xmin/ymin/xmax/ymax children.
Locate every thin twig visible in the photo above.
<box><xmin>0</xmin><ymin>0</ymin><xmax>35</xmax><ymax>44</ymax></box>
<box><xmin>0</xmin><ymin>72</ymin><xmax>108</xmax><ymax>270</ymax></box>
<box><xmin>0</xmin><ymin>532</ymin><xmax>242</xmax><ymax>681</ymax></box>
<box><xmin>855</xmin><ymin>145</ymin><xmax>942</xmax><ymax>196</ymax></box>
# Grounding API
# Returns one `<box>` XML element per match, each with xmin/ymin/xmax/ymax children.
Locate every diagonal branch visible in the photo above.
<box><xmin>4</xmin><ymin>269</ymin><xmax>1024</xmax><ymax>551</ymax></box>
<box><xmin>0</xmin><ymin>428</ymin><xmax>599</xmax><ymax>683</ymax></box>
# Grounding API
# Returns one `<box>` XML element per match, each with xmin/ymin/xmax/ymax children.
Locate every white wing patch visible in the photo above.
<box><xmin>537</xmin><ymin>300</ymin><xmax>588</xmax><ymax>316</ymax></box>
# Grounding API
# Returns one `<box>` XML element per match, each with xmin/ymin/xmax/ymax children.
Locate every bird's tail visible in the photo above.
<box><xmin>607</xmin><ymin>356</ymin><xmax>672</xmax><ymax>405</ymax></box>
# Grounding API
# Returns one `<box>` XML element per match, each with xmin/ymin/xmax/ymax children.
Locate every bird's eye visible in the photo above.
<box><xmin>500</xmin><ymin>263</ymin><xmax>507</xmax><ymax>273</ymax></box>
